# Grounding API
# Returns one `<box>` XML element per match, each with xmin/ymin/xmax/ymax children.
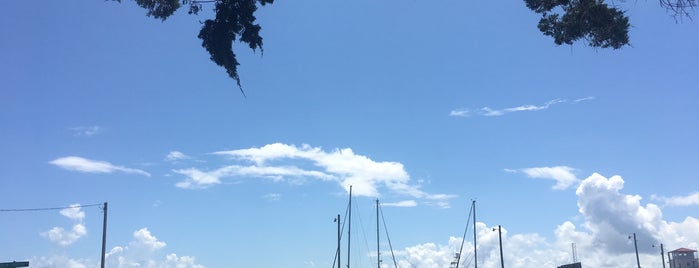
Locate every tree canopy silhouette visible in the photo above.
<box><xmin>115</xmin><ymin>0</ymin><xmax>695</xmax><ymax>93</ymax></box>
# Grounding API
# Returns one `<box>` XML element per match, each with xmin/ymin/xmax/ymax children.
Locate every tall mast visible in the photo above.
<box><xmin>337</xmin><ymin>214</ymin><xmax>341</xmax><ymax>268</ymax></box>
<box><xmin>377</xmin><ymin>199</ymin><xmax>380</xmax><ymax>268</ymax></box>
<box><xmin>347</xmin><ymin>186</ymin><xmax>352</xmax><ymax>268</ymax></box>
<box><xmin>472</xmin><ymin>200</ymin><xmax>477</xmax><ymax>268</ymax></box>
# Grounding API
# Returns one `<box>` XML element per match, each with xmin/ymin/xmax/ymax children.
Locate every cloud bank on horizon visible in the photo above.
<box><xmin>393</xmin><ymin>172</ymin><xmax>699</xmax><ymax>268</ymax></box>
<box><xmin>45</xmin><ymin>145</ymin><xmax>699</xmax><ymax>268</ymax></box>
<box><xmin>41</xmin><ymin>173</ymin><xmax>696</xmax><ymax>267</ymax></box>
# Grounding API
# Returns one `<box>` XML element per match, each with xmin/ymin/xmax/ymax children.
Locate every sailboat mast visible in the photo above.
<box><xmin>377</xmin><ymin>199</ymin><xmax>380</xmax><ymax>268</ymax></box>
<box><xmin>337</xmin><ymin>214</ymin><xmax>341</xmax><ymax>268</ymax></box>
<box><xmin>347</xmin><ymin>186</ymin><xmax>352</xmax><ymax>268</ymax></box>
<box><xmin>472</xmin><ymin>200</ymin><xmax>477</xmax><ymax>268</ymax></box>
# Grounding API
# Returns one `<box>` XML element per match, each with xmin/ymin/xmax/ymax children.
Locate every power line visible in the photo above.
<box><xmin>0</xmin><ymin>203</ymin><xmax>103</xmax><ymax>212</ymax></box>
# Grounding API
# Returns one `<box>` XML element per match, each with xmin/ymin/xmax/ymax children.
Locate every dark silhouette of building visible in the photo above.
<box><xmin>557</xmin><ymin>262</ymin><xmax>582</xmax><ymax>268</ymax></box>
<box><xmin>669</xmin><ymin>248</ymin><xmax>698</xmax><ymax>268</ymax></box>
<box><xmin>0</xmin><ymin>262</ymin><xmax>29</xmax><ymax>268</ymax></box>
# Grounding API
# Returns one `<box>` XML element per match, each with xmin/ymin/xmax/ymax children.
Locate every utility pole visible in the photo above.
<box><xmin>632</xmin><ymin>233</ymin><xmax>641</xmax><ymax>268</ymax></box>
<box><xmin>101</xmin><ymin>202</ymin><xmax>108</xmax><ymax>268</ymax></box>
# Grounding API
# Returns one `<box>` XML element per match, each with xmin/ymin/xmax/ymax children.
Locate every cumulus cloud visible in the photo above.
<box><xmin>50</xmin><ymin>156</ymin><xmax>151</xmax><ymax>177</ymax></box>
<box><xmin>42</xmin><ymin>204</ymin><xmax>87</xmax><ymax>246</ymax></box>
<box><xmin>652</xmin><ymin>192</ymin><xmax>699</xmax><ymax>207</ymax></box>
<box><xmin>102</xmin><ymin>228</ymin><xmax>205</xmax><ymax>268</ymax></box>
<box><xmin>173</xmin><ymin>143</ymin><xmax>454</xmax><ymax>206</ymax></box>
<box><xmin>164</xmin><ymin>254</ymin><xmax>205</xmax><ymax>268</ymax></box>
<box><xmin>514</xmin><ymin>166</ymin><xmax>580</xmax><ymax>190</ymax></box>
<box><xmin>385</xmin><ymin>173</ymin><xmax>699</xmax><ymax>268</ymax></box>
<box><xmin>132</xmin><ymin>228</ymin><xmax>167</xmax><ymax>251</ymax></box>
<box><xmin>60</xmin><ymin>204</ymin><xmax>86</xmax><ymax>221</ymax></box>
<box><xmin>450</xmin><ymin>97</ymin><xmax>593</xmax><ymax>117</ymax></box>
<box><xmin>69</xmin><ymin>126</ymin><xmax>102</xmax><ymax>137</ymax></box>
<box><xmin>43</xmin><ymin>224</ymin><xmax>87</xmax><ymax>246</ymax></box>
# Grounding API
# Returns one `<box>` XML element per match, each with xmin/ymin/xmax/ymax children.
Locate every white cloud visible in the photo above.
<box><xmin>132</xmin><ymin>228</ymin><xmax>167</xmax><ymax>251</ymax></box>
<box><xmin>389</xmin><ymin>173</ymin><xmax>699</xmax><ymax>268</ymax></box>
<box><xmin>60</xmin><ymin>204</ymin><xmax>86</xmax><ymax>221</ymax></box>
<box><xmin>449</xmin><ymin>109</ymin><xmax>469</xmax><ymax>117</ymax></box>
<box><xmin>652</xmin><ymin>192</ymin><xmax>699</xmax><ymax>207</ymax></box>
<box><xmin>166</xmin><ymin>151</ymin><xmax>190</xmax><ymax>161</ymax></box>
<box><xmin>43</xmin><ymin>224</ymin><xmax>87</xmax><ymax>246</ymax></box>
<box><xmin>263</xmin><ymin>193</ymin><xmax>281</xmax><ymax>202</ymax></box>
<box><xmin>32</xmin><ymin>255</ymin><xmax>93</xmax><ymax>268</ymax></box>
<box><xmin>164</xmin><ymin>254</ymin><xmax>205</xmax><ymax>268</ymax></box>
<box><xmin>573</xmin><ymin>96</ymin><xmax>595</xmax><ymax>103</ymax></box>
<box><xmin>70</xmin><ymin>126</ymin><xmax>102</xmax><ymax>137</ymax></box>
<box><xmin>50</xmin><ymin>156</ymin><xmax>151</xmax><ymax>177</ymax></box>
<box><xmin>381</xmin><ymin>200</ymin><xmax>418</xmax><ymax>207</ymax></box>
<box><xmin>42</xmin><ymin>204</ymin><xmax>87</xmax><ymax>246</ymax></box>
<box><xmin>514</xmin><ymin>166</ymin><xmax>580</xmax><ymax>190</ymax></box>
<box><xmin>102</xmin><ymin>228</ymin><xmax>204</xmax><ymax>268</ymax></box>
<box><xmin>450</xmin><ymin>97</ymin><xmax>593</xmax><ymax>118</ymax></box>
<box><xmin>174</xmin><ymin>143</ymin><xmax>453</xmax><ymax>205</ymax></box>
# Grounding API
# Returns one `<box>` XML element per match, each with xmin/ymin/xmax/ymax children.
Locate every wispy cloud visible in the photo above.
<box><xmin>173</xmin><ymin>143</ymin><xmax>455</xmax><ymax>206</ymax></box>
<box><xmin>381</xmin><ymin>200</ymin><xmax>418</xmax><ymax>207</ymax></box>
<box><xmin>450</xmin><ymin>97</ymin><xmax>593</xmax><ymax>117</ymax></box>
<box><xmin>69</xmin><ymin>126</ymin><xmax>102</xmax><ymax>137</ymax></box>
<box><xmin>508</xmin><ymin>166</ymin><xmax>580</xmax><ymax>190</ymax></box>
<box><xmin>652</xmin><ymin>192</ymin><xmax>699</xmax><ymax>207</ymax></box>
<box><xmin>573</xmin><ymin>96</ymin><xmax>595</xmax><ymax>103</ymax></box>
<box><xmin>50</xmin><ymin>156</ymin><xmax>151</xmax><ymax>177</ymax></box>
<box><xmin>262</xmin><ymin>193</ymin><xmax>281</xmax><ymax>202</ymax></box>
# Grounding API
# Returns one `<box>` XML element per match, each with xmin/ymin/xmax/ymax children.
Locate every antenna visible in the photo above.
<box><xmin>571</xmin><ymin>243</ymin><xmax>578</xmax><ymax>263</ymax></box>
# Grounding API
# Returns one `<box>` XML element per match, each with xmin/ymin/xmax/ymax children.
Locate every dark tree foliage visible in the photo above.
<box><xmin>659</xmin><ymin>0</ymin><xmax>697</xmax><ymax>19</ymax></box>
<box><xmin>115</xmin><ymin>0</ymin><xmax>272</xmax><ymax>95</ymax></box>
<box><xmin>115</xmin><ymin>0</ymin><xmax>693</xmax><ymax>93</ymax></box>
<box><xmin>525</xmin><ymin>0</ymin><xmax>630</xmax><ymax>49</ymax></box>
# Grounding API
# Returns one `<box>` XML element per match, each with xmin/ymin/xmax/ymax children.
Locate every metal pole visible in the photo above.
<box><xmin>473</xmin><ymin>200</ymin><xmax>477</xmax><ymax>268</ymax></box>
<box><xmin>337</xmin><ymin>214</ymin><xmax>341</xmax><ymax>268</ymax></box>
<box><xmin>377</xmin><ymin>199</ymin><xmax>380</xmax><ymax>268</ymax></box>
<box><xmin>101</xmin><ymin>202</ymin><xmax>108</xmax><ymax>268</ymax></box>
<box><xmin>498</xmin><ymin>225</ymin><xmax>504</xmax><ymax>268</ymax></box>
<box><xmin>347</xmin><ymin>186</ymin><xmax>352</xmax><ymax>268</ymax></box>
<box><xmin>633</xmin><ymin>233</ymin><xmax>641</xmax><ymax>268</ymax></box>
<box><xmin>660</xmin><ymin>243</ymin><xmax>666</xmax><ymax>268</ymax></box>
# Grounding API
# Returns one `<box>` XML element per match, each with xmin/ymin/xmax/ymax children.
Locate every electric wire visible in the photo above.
<box><xmin>0</xmin><ymin>203</ymin><xmax>103</xmax><ymax>212</ymax></box>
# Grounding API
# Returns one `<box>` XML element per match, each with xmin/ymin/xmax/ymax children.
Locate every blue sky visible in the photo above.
<box><xmin>1</xmin><ymin>0</ymin><xmax>698</xmax><ymax>267</ymax></box>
